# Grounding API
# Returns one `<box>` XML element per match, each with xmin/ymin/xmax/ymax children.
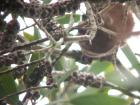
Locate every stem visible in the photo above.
<box><xmin>53</xmin><ymin>71</ymin><xmax>140</xmax><ymax>99</ymax></box>
<box><xmin>0</xmin><ymin>58</ymin><xmax>45</xmax><ymax>75</ymax></box>
<box><xmin>0</xmin><ymin>37</ymin><xmax>49</xmax><ymax>55</ymax></box>
<box><xmin>0</xmin><ymin>84</ymin><xmax>56</xmax><ymax>101</ymax></box>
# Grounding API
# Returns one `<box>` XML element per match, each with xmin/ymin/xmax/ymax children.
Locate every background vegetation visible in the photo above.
<box><xmin>0</xmin><ymin>0</ymin><xmax>140</xmax><ymax>105</ymax></box>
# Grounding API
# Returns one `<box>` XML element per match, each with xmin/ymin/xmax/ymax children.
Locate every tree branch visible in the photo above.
<box><xmin>0</xmin><ymin>0</ymin><xmax>84</xmax><ymax>19</ymax></box>
<box><xmin>0</xmin><ymin>0</ymin><xmax>135</xmax><ymax>19</ymax></box>
<box><xmin>53</xmin><ymin>71</ymin><xmax>140</xmax><ymax>99</ymax></box>
<box><xmin>0</xmin><ymin>84</ymin><xmax>56</xmax><ymax>102</ymax></box>
<box><xmin>0</xmin><ymin>58</ymin><xmax>45</xmax><ymax>75</ymax></box>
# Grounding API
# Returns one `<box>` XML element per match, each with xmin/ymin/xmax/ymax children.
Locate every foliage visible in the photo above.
<box><xmin>0</xmin><ymin>0</ymin><xmax>140</xmax><ymax>105</ymax></box>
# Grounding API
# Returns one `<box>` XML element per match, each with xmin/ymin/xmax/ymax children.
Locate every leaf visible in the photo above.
<box><xmin>0</xmin><ymin>74</ymin><xmax>18</xmax><ymax>104</ymax></box>
<box><xmin>80</xmin><ymin>66</ymin><xmax>89</xmax><ymax>72</ymax></box>
<box><xmin>40</xmin><ymin>88</ymin><xmax>48</xmax><ymax>98</ymax></box>
<box><xmin>66</xmin><ymin>58</ymin><xmax>78</xmax><ymax>70</ymax></box>
<box><xmin>116</xmin><ymin>62</ymin><xmax>140</xmax><ymax>90</ymax></box>
<box><xmin>23</xmin><ymin>32</ymin><xmax>35</xmax><ymax>41</ymax></box>
<box><xmin>34</xmin><ymin>26</ymin><xmax>41</xmax><ymax>40</ymax></box>
<box><xmin>121</xmin><ymin>44</ymin><xmax>140</xmax><ymax>71</ymax></box>
<box><xmin>69</xmin><ymin>88</ymin><xmax>130</xmax><ymax>105</ymax></box>
<box><xmin>43</xmin><ymin>0</ymin><xmax>51</xmax><ymax>4</ymax></box>
<box><xmin>26</xmin><ymin>52</ymin><xmax>44</xmax><ymax>75</ymax></box>
<box><xmin>54</xmin><ymin>57</ymin><xmax>77</xmax><ymax>71</ymax></box>
<box><xmin>23</xmin><ymin>27</ymin><xmax>41</xmax><ymax>42</ymax></box>
<box><xmin>106</xmin><ymin>70</ymin><xmax>126</xmax><ymax>88</ymax></box>
<box><xmin>45</xmin><ymin>88</ymin><xmax>59</xmax><ymax>101</ymax></box>
<box><xmin>55</xmin><ymin>14</ymin><xmax>80</xmax><ymax>24</ymax></box>
<box><xmin>54</xmin><ymin>57</ymin><xmax>65</xmax><ymax>71</ymax></box>
<box><xmin>89</xmin><ymin>60</ymin><xmax>114</xmax><ymax>74</ymax></box>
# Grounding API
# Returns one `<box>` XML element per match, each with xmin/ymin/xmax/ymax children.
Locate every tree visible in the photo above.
<box><xmin>0</xmin><ymin>0</ymin><xmax>140</xmax><ymax>105</ymax></box>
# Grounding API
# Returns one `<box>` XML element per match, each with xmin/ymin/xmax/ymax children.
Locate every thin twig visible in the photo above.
<box><xmin>129</xmin><ymin>31</ymin><xmax>140</xmax><ymax>36</ymax></box>
<box><xmin>52</xmin><ymin>43</ymin><xmax>72</xmax><ymax>65</ymax></box>
<box><xmin>53</xmin><ymin>71</ymin><xmax>140</xmax><ymax>99</ymax></box>
<box><xmin>0</xmin><ymin>58</ymin><xmax>45</xmax><ymax>75</ymax></box>
<box><xmin>0</xmin><ymin>37</ymin><xmax>49</xmax><ymax>55</ymax></box>
<box><xmin>98</xmin><ymin>26</ymin><xmax>117</xmax><ymax>36</ymax></box>
<box><xmin>20</xmin><ymin>23</ymin><xmax>36</xmax><ymax>31</ymax></box>
<box><xmin>14</xmin><ymin>38</ymin><xmax>48</xmax><ymax>50</ymax></box>
<box><xmin>85</xmin><ymin>1</ymin><xmax>97</xmax><ymax>40</ymax></box>
<box><xmin>70</xmin><ymin>20</ymin><xmax>117</xmax><ymax>37</ymax></box>
<box><xmin>69</xmin><ymin>21</ymin><xmax>87</xmax><ymax>31</ymax></box>
<box><xmin>33</xmin><ymin>19</ymin><xmax>56</xmax><ymax>44</ymax></box>
<box><xmin>135</xmin><ymin>53</ymin><xmax>140</xmax><ymax>57</ymax></box>
<box><xmin>64</xmin><ymin>35</ymin><xmax>90</xmax><ymax>42</ymax></box>
<box><xmin>0</xmin><ymin>84</ymin><xmax>56</xmax><ymax>101</ymax></box>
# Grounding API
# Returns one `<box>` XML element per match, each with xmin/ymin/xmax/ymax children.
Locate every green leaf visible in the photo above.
<box><xmin>80</xmin><ymin>66</ymin><xmax>89</xmax><ymax>72</ymax></box>
<box><xmin>43</xmin><ymin>0</ymin><xmax>51</xmax><ymax>4</ymax></box>
<box><xmin>40</xmin><ymin>88</ymin><xmax>48</xmax><ymax>98</ymax></box>
<box><xmin>23</xmin><ymin>27</ymin><xmax>41</xmax><ymax>42</ymax></box>
<box><xmin>54</xmin><ymin>57</ymin><xmax>77</xmax><ymax>71</ymax></box>
<box><xmin>23</xmin><ymin>32</ymin><xmax>35</xmax><ymax>41</ymax></box>
<box><xmin>106</xmin><ymin>70</ymin><xmax>126</xmax><ymax>88</ymax></box>
<box><xmin>45</xmin><ymin>88</ymin><xmax>59</xmax><ymax>101</ymax></box>
<box><xmin>0</xmin><ymin>74</ymin><xmax>18</xmax><ymax>104</ymax></box>
<box><xmin>69</xmin><ymin>88</ymin><xmax>130</xmax><ymax>105</ymax></box>
<box><xmin>116</xmin><ymin>62</ymin><xmax>140</xmax><ymax>90</ymax></box>
<box><xmin>55</xmin><ymin>14</ymin><xmax>80</xmax><ymax>24</ymax></box>
<box><xmin>89</xmin><ymin>60</ymin><xmax>114</xmax><ymax>74</ymax></box>
<box><xmin>34</xmin><ymin>26</ymin><xmax>41</xmax><ymax>40</ymax></box>
<box><xmin>66</xmin><ymin>58</ymin><xmax>77</xmax><ymax>70</ymax></box>
<box><xmin>54</xmin><ymin>57</ymin><xmax>65</xmax><ymax>71</ymax></box>
<box><xmin>121</xmin><ymin>44</ymin><xmax>140</xmax><ymax>71</ymax></box>
<box><xmin>121</xmin><ymin>45</ymin><xmax>138</xmax><ymax>65</ymax></box>
<box><xmin>26</xmin><ymin>52</ymin><xmax>44</xmax><ymax>75</ymax></box>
